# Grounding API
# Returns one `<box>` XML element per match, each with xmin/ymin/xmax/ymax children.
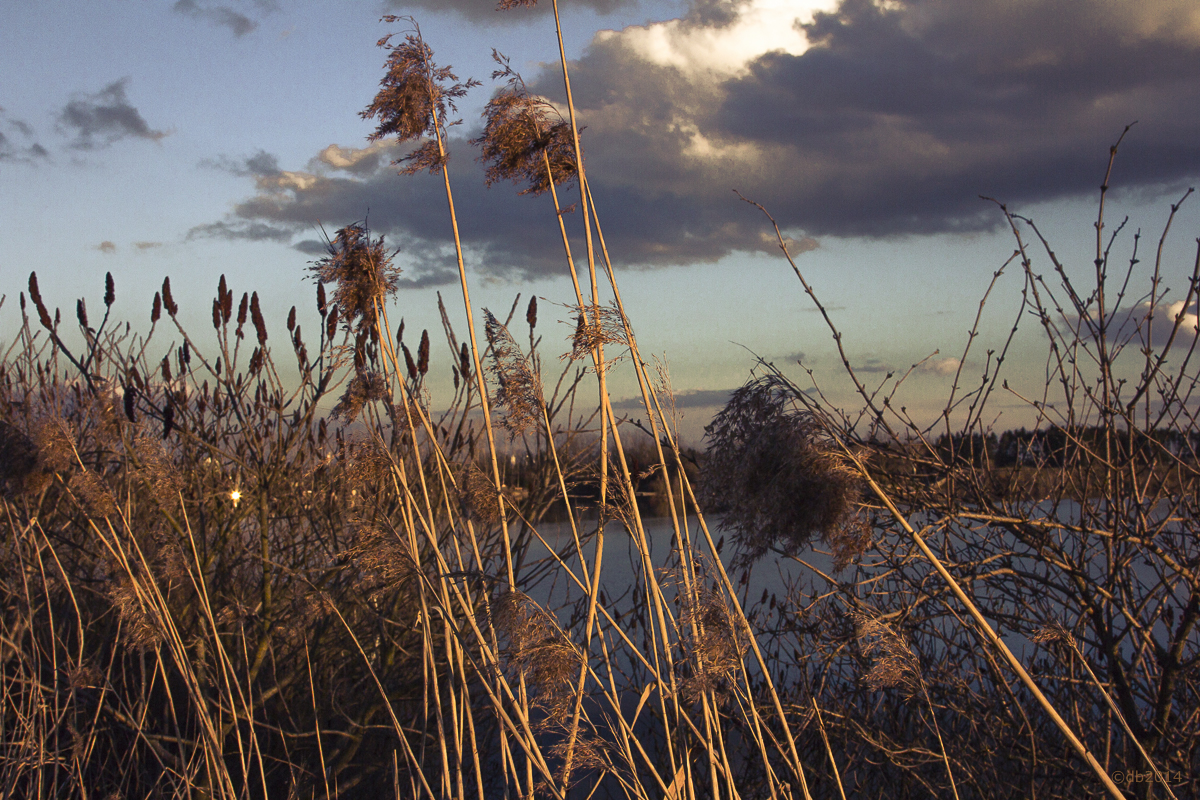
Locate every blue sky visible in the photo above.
<box><xmin>3</xmin><ymin>0</ymin><xmax>1199</xmax><ymax>442</ymax></box>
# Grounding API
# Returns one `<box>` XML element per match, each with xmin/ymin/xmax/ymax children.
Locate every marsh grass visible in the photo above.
<box><xmin>2</xmin><ymin>8</ymin><xmax>1197</xmax><ymax>800</ymax></box>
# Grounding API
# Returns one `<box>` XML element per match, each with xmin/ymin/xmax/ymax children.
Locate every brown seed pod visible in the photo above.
<box><xmin>220</xmin><ymin>275</ymin><xmax>232</xmax><ymax>322</ymax></box>
<box><xmin>402</xmin><ymin>343</ymin><xmax>417</xmax><ymax>381</ymax></box>
<box><xmin>161</xmin><ymin>277</ymin><xmax>178</xmax><ymax>317</ymax></box>
<box><xmin>417</xmin><ymin>329</ymin><xmax>429</xmax><ymax>375</ymax></box>
<box><xmin>236</xmin><ymin>292</ymin><xmax>248</xmax><ymax>338</ymax></box>
<box><xmin>250</xmin><ymin>292</ymin><xmax>267</xmax><ymax>344</ymax></box>
<box><xmin>29</xmin><ymin>272</ymin><xmax>53</xmax><ymax>330</ymax></box>
<box><xmin>123</xmin><ymin>387</ymin><xmax>137</xmax><ymax>423</ymax></box>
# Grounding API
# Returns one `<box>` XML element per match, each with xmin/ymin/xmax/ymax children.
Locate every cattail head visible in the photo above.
<box><xmin>250</xmin><ymin>291</ymin><xmax>267</xmax><ymax>344</ymax></box>
<box><xmin>417</xmin><ymin>329</ymin><xmax>430</xmax><ymax>375</ymax></box>
<box><xmin>161</xmin><ymin>277</ymin><xmax>178</xmax><ymax>317</ymax></box>
<box><xmin>700</xmin><ymin>377</ymin><xmax>865</xmax><ymax>566</ymax></box>
<box><xmin>28</xmin><ymin>272</ymin><xmax>54</xmax><ymax>331</ymax></box>
<box><xmin>236</xmin><ymin>292</ymin><xmax>248</xmax><ymax>337</ymax></box>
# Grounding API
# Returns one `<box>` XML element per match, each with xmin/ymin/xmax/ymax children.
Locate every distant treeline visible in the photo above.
<box><xmin>929</xmin><ymin>426</ymin><xmax>1200</xmax><ymax>467</ymax></box>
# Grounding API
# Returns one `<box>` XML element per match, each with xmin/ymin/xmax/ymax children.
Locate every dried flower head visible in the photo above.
<box><xmin>491</xmin><ymin>590</ymin><xmax>581</xmax><ymax>714</ymax></box>
<box><xmin>343</xmin><ymin>438</ymin><xmax>394</xmax><ymax>490</ymax></box>
<box><xmin>0</xmin><ymin>420</ymin><xmax>44</xmax><ymax>497</ymax></box>
<box><xmin>1032</xmin><ymin>621</ymin><xmax>1080</xmax><ymax>653</ymax></box>
<box><xmin>547</xmin><ymin>733</ymin><xmax>609</xmax><ymax>776</ymax></box>
<box><xmin>362</xmin><ymin>21</ymin><xmax>480</xmax><ymax>176</ymax></box>
<box><xmin>308</xmin><ymin>224</ymin><xmax>400</xmax><ymax>337</ymax></box>
<box><xmin>69</xmin><ymin>468</ymin><xmax>119</xmax><ymax>518</ymax></box>
<box><xmin>565</xmin><ymin>303</ymin><xmax>628</xmax><ymax>364</ymax></box>
<box><xmin>107</xmin><ymin>576</ymin><xmax>163</xmax><ymax>650</ymax></box>
<box><xmin>473</xmin><ymin>54</ymin><xmax>578</xmax><ymax>195</ymax></box>
<box><xmin>853</xmin><ymin>610</ymin><xmax>922</xmax><ymax>698</ymax></box>
<box><xmin>131</xmin><ymin>434</ymin><xmax>183</xmax><ymax>508</ymax></box>
<box><xmin>331</xmin><ymin>370</ymin><xmax>389</xmax><ymax>423</ymax></box>
<box><xmin>459</xmin><ymin>462</ymin><xmax>501</xmax><ymax>523</ymax></box>
<box><xmin>680</xmin><ymin>583</ymin><xmax>750</xmax><ymax>702</ymax></box>
<box><xmin>484</xmin><ymin>310</ymin><xmax>542</xmax><ymax>437</ymax></box>
<box><xmin>33</xmin><ymin>416</ymin><xmax>78</xmax><ymax>472</ymax></box>
<box><xmin>345</xmin><ymin>520</ymin><xmax>418</xmax><ymax>597</ymax></box>
<box><xmin>700</xmin><ymin>377</ymin><xmax>864</xmax><ymax>565</ymax></box>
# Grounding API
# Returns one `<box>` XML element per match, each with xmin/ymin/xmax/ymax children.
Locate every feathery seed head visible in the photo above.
<box><xmin>362</xmin><ymin>23</ymin><xmax>480</xmax><ymax>176</ymax></box>
<box><xmin>853</xmin><ymin>610</ymin><xmax>922</xmax><ymax>698</ymax></box>
<box><xmin>473</xmin><ymin>68</ymin><xmax>579</xmax><ymax>195</ymax></box>
<box><xmin>308</xmin><ymin>223</ymin><xmax>400</xmax><ymax>337</ymax></box>
<box><xmin>484</xmin><ymin>309</ymin><xmax>541</xmax><ymax>437</ymax></box>
<box><xmin>701</xmin><ymin>377</ymin><xmax>865</xmax><ymax>566</ymax></box>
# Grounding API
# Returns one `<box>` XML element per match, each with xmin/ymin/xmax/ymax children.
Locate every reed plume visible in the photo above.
<box><xmin>473</xmin><ymin>52</ymin><xmax>578</xmax><ymax>196</ymax></box>
<box><xmin>701</xmin><ymin>377</ymin><xmax>864</xmax><ymax>565</ymax></box>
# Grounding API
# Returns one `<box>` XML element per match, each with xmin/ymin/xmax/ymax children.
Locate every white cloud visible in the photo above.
<box><xmin>1165</xmin><ymin>300</ymin><xmax>1200</xmax><ymax>334</ymax></box>
<box><xmin>313</xmin><ymin>141</ymin><xmax>390</xmax><ymax>174</ymax></box>
<box><xmin>256</xmin><ymin>170</ymin><xmax>319</xmax><ymax>192</ymax></box>
<box><xmin>924</xmin><ymin>357</ymin><xmax>961</xmax><ymax>376</ymax></box>
<box><xmin>606</xmin><ymin>0</ymin><xmax>831</xmax><ymax>78</ymax></box>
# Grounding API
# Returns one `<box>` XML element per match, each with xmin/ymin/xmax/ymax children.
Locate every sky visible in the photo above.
<box><xmin>3</xmin><ymin>0</ymin><xmax>1199</xmax><ymax>443</ymax></box>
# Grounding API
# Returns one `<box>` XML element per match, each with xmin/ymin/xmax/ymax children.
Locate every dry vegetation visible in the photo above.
<box><xmin>1</xmin><ymin>6</ymin><xmax>1197</xmax><ymax>800</ymax></box>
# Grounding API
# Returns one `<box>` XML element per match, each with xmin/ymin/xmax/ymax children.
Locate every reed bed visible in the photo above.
<box><xmin>1</xmin><ymin>7</ymin><xmax>1197</xmax><ymax>800</ymax></box>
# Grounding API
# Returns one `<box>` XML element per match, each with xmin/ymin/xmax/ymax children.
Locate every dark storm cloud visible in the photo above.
<box><xmin>58</xmin><ymin>79</ymin><xmax>168</xmax><ymax>150</ymax></box>
<box><xmin>524</xmin><ymin>0</ymin><xmax>1200</xmax><ymax>239</ymax></box>
<box><xmin>384</xmin><ymin>0</ymin><xmax>638</xmax><ymax>24</ymax></box>
<box><xmin>191</xmin><ymin>135</ymin><xmax>798</xmax><ymax>286</ymax></box>
<box><xmin>711</xmin><ymin>0</ymin><xmax>1200</xmax><ymax>235</ymax></box>
<box><xmin>204</xmin><ymin>0</ymin><xmax>1200</xmax><ymax>278</ymax></box>
<box><xmin>172</xmin><ymin>0</ymin><xmax>277</xmax><ymax>36</ymax></box>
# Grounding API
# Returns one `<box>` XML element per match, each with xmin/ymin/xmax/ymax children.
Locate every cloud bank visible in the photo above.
<box><xmin>197</xmin><ymin>0</ymin><xmax>1200</xmax><ymax>285</ymax></box>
